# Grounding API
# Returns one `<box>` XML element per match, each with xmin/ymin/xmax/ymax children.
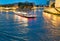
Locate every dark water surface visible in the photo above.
<box><xmin>0</xmin><ymin>8</ymin><xmax>60</xmax><ymax>41</ymax></box>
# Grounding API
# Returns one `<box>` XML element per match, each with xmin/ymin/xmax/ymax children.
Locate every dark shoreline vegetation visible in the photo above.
<box><xmin>0</xmin><ymin>2</ymin><xmax>40</xmax><ymax>10</ymax></box>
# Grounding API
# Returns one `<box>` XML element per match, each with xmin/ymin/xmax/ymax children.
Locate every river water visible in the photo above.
<box><xmin>0</xmin><ymin>8</ymin><xmax>60</xmax><ymax>41</ymax></box>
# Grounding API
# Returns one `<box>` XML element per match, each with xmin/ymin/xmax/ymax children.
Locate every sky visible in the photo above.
<box><xmin>0</xmin><ymin>0</ymin><xmax>49</xmax><ymax>5</ymax></box>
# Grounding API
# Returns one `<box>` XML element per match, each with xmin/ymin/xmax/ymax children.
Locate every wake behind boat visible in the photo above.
<box><xmin>14</xmin><ymin>11</ymin><xmax>37</xmax><ymax>18</ymax></box>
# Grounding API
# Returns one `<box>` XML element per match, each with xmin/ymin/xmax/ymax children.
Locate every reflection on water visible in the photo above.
<box><xmin>0</xmin><ymin>8</ymin><xmax>60</xmax><ymax>41</ymax></box>
<box><xmin>0</xmin><ymin>12</ymin><xmax>30</xmax><ymax>41</ymax></box>
<box><xmin>0</xmin><ymin>9</ymin><xmax>38</xmax><ymax>41</ymax></box>
<box><xmin>43</xmin><ymin>12</ymin><xmax>60</xmax><ymax>27</ymax></box>
<box><xmin>43</xmin><ymin>12</ymin><xmax>60</xmax><ymax>41</ymax></box>
<box><xmin>13</xmin><ymin>15</ymin><xmax>28</xmax><ymax>27</ymax></box>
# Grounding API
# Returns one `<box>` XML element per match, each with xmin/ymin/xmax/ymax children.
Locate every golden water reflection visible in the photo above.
<box><xmin>13</xmin><ymin>15</ymin><xmax>30</xmax><ymax>35</ymax></box>
<box><xmin>43</xmin><ymin>12</ymin><xmax>60</xmax><ymax>27</ymax></box>
<box><xmin>43</xmin><ymin>12</ymin><xmax>60</xmax><ymax>41</ymax></box>
<box><xmin>13</xmin><ymin>15</ymin><xmax>28</xmax><ymax>27</ymax></box>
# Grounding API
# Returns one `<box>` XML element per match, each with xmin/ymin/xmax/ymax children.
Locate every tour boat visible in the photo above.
<box><xmin>14</xmin><ymin>11</ymin><xmax>37</xmax><ymax>18</ymax></box>
<box><xmin>44</xmin><ymin>0</ymin><xmax>60</xmax><ymax>15</ymax></box>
